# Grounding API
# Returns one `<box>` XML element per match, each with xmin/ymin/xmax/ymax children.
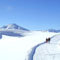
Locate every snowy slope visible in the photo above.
<box><xmin>0</xmin><ymin>31</ymin><xmax>57</xmax><ymax>60</ymax></box>
<box><xmin>28</xmin><ymin>34</ymin><xmax>60</xmax><ymax>60</ymax></box>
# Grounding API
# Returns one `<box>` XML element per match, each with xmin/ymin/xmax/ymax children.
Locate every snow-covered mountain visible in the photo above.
<box><xmin>0</xmin><ymin>24</ymin><xmax>60</xmax><ymax>60</ymax></box>
<box><xmin>1</xmin><ymin>24</ymin><xmax>29</xmax><ymax>31</ymax></box>
<box><xmin>0</xmin><ymin>24</ymin><xmax>29</xmax><ymax>38</ymax></box>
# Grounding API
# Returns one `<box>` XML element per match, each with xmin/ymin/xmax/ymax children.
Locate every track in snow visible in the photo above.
<box><xmin>28</xmin><ymin>41</ymin><xmax>46</xmax><ymax>60</ymax></box>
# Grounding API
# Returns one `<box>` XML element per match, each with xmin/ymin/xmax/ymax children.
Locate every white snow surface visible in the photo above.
<box><xmin>32</xmin><ymin>33</ymin><xmax>60</xmax><ymax>60</ymax></box>
<box><xmin>0</xmin><ymin>31</ymin><xmax>57</xmax><ymax>60</ymax></box>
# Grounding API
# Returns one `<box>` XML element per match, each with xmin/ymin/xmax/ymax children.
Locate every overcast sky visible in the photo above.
<box><xmin>0</xmin><ymin>0</ymin><xmax>60</xmax><ymax>30</ymax></box>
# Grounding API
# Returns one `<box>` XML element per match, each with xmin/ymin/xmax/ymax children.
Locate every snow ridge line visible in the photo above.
<box><xmin>28</xmin><ymin>41</ymin><xmax>46</xmax><ymax>60</ymax></box>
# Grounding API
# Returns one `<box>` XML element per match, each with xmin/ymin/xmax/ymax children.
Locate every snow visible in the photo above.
<box><xmin>26</xmin><ymin>42</ymin><xmax>46</xmax><ymax>60</ymax></box>
<box><xmin>33</xmin><ymin>43</ymin><xmax>60</xmax><ymax>60</ymax></box>
<box><xmin>0</xmin><ymin>31</ymin><xmax>57</xmax><ymax>60</ymax></box>
<box><xmin>30</xmin><ymin>33</ymin><xmax>60</xmax><ymax>60</ymax></box>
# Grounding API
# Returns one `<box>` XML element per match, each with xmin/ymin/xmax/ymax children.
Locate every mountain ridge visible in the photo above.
<box><xmin>0</xmin><ymin>24</ymin><xmax>29</xmax><ymax>31</ymax></box>
<box><xmin>0</xmin><ymin>24</ymin><xmax>29</xmax><ymax>38</ymax></box>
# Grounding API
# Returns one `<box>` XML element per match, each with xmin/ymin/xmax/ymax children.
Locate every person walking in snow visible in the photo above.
<box><xmin>46</xmin><ymin>37</ymin><xmax>50</xmax><ymax>43</ymax></box>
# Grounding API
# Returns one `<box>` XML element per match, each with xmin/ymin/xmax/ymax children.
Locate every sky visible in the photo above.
<box><xmin>0</xmin><ymin>0</ymin><xmax>60</xmax><ymax>30</ymax></box>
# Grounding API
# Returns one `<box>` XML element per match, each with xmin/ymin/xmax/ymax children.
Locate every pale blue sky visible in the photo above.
<box><xmin>0</xmin><ymin>0</ymin><xmax>60</xmax><ymax>30</ymax></box>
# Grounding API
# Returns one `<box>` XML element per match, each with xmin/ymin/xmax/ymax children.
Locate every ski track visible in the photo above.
<box><xmin>28</xmin><ymin>41</ymin><xmax>46</xmax><ymax>60</ymax></box>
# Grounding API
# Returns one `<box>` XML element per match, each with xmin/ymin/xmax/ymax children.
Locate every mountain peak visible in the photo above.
<box><xmin>0</xmin><ymin>23</ymin><xmax>29</xmax><ymax>31</ymax></box>
<box><xmin>1</xmin><ymin>24</ymin><xmax>19</xmax><ymax>29</ymax></box>
<box><xmin>7</xmin><ymin>24</ymin><xmax>18</xmax><ymax>26</ymax></box>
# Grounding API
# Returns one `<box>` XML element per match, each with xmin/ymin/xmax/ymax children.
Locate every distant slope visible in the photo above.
<box><xmin>48</xmin><ymin>29</ymin><xmax>60</xmax><ymax>33</ymax></box>
<box><xmin>0</xmin><ymin>24</ymin><xmax>29</xmax><ymax>38</ymax></box>
<box><xmin>1</xmin><ymin>24</ymin><xmax>29</xmax><ymax>31</ymax></box>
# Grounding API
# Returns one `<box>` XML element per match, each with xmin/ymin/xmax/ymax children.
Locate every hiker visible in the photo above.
<box><xmin>46</xmin><ymin>37</ymin><xmax>50</xmax><ymax>43</ymax></box>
